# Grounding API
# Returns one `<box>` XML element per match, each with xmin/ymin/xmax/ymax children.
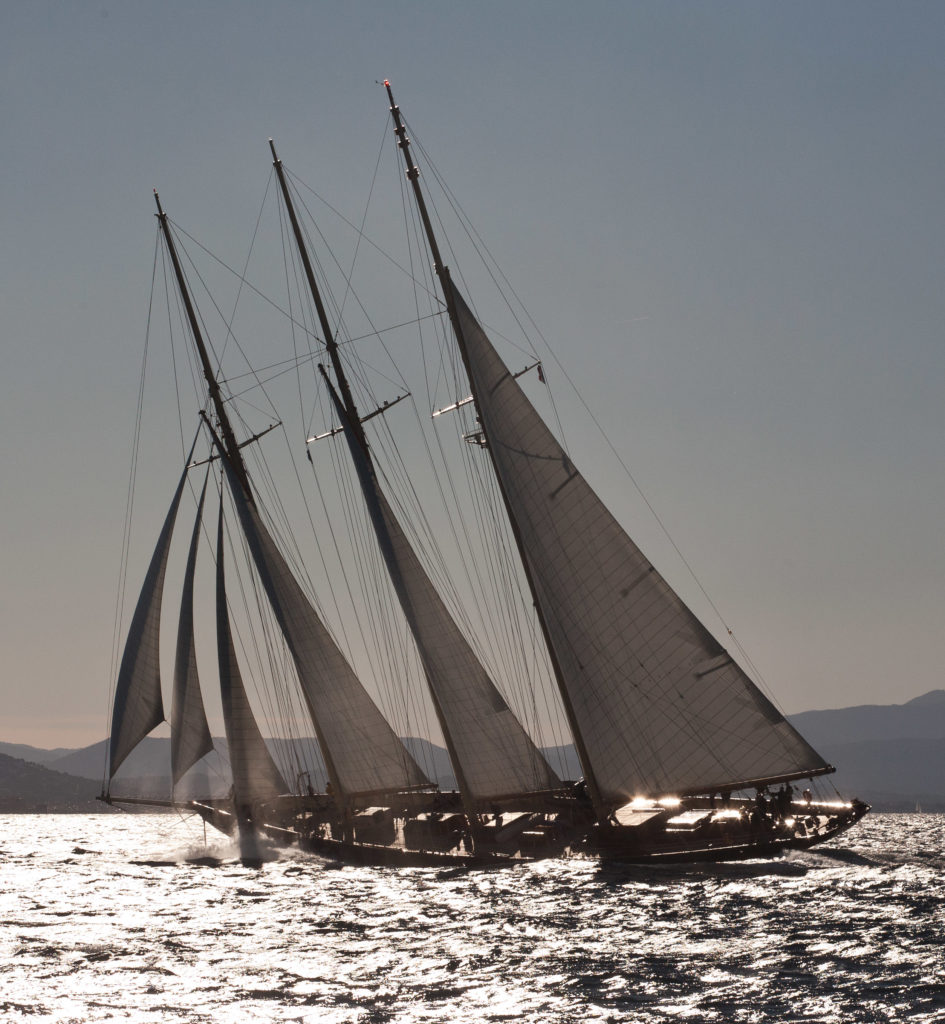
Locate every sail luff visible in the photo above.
<box><xmin>325</xmin><ymin>375</ymin><xmax>562</xmax><ymax>806</ymax></box>
<box><xmin>215</xmin><ymin>499</ymin><xmax>287</xmax><ymax>805</ymax></box>
<box><xmin>170</xmin><ymin>475</ymin><xmax>214</xmax><ymax>787</ymax></box>
<box><xmin>108</xmin><ymin>459</ymin><xmax>190</xmax><ymax>779</ymax></box>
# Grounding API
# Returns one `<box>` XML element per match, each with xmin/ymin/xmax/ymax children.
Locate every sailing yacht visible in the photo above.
<box><xmin>102</xmin><ymin>85</ymin><xmax>868</xmax><ymax>865</ymax></box>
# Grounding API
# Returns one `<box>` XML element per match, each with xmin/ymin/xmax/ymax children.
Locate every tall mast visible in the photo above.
<box><xmin>153</xmin><ymin>191</ymin><xmax>253</xmax><ymax>500</ymax></box>
<box><xmin>383</xmin><ymin>80</ymin><xmax>606</xmax><ymax>816</ymax></box>
<box><xmin>269</xmin><ymin>139</ymin><xmax>481</xmax><ymax>818</ymax></box>
<box><xmin>269</xmin><ymin>141</ymin><xmax>369</xmax><ymax>450</ymax></box>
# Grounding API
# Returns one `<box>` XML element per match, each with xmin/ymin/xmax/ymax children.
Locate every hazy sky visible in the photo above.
<box><xmin>2</xmin><ymin>2</ymin><xmax>943</xmax><ymax>749</ymax></box>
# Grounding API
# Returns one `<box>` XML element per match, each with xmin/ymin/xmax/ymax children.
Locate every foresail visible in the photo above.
<box><xmin>449</xmin><ymin>281</ymin><xmax>829</xmax><ymax>803</ymax></box>
<box><xmin>336</xmin><ymin>408</ymin><xmax>561</xmax><ymax>804</ymax></box>
<box><xmin>109</xmin><ymin>461</ymin><xmax>188</xmax><ymax>778</ymax></box>
<box><xmin>223</xmin><ymin>464</ymin><xmax>430</xmax><ymax>797</ymax></box>
<box><xmin>170</xmin><ymin>477</ymin><xmax>214</xmax><ymax>786</ymax></box>
<box><xmin>216</xmin><ymin>504</ymin><xmax>287</xmax><ymax>804</ymax></box>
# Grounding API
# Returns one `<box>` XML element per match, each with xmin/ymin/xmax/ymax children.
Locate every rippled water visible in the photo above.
<box><xmin>1</xmin><ymin>813</ymin><xmax>943</xmax><ymax>1022</ymax></box>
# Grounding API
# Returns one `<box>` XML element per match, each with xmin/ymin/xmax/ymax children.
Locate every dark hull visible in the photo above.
<box><xmin>103</xmin><ymin>793</ymin><xmax>869</xmax><ymax>869</ymax></box>
<box><xmin>298</xmin><ymin>832</ymin><xmax>497</xmax><ymax>868</ymax></box>
<box><xmin>586</xmin><ymin>802</ymin><xmax>870</xmax><ymax>866</ymax></box>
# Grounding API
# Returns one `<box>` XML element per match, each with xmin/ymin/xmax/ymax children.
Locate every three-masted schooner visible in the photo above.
<box><xmin>102</xmin><ymin>84</ymin><xmax>868</xmax><ymax>866</ymax></box>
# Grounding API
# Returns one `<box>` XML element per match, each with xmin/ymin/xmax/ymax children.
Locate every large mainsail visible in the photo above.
<box><xmin>223</xmin><ymin>462</ymin><xmax>430</xmax><ymax>798</ymax></box>
<box><xmin>170</xmin><ymin>477</ymin><xmax>214</xmax><ymax>786</ymax></box>
<box><xmin>108</xmin><ymin>460</ymin><xmax>189</xmax><ymax>778</ymax></box>
<box><xmin>215</xmin><ymin>503</ymin><xmax>287</xmax><ymax>804</ymax></box>
<box><xmin>448</xmin><ymin>281</ymin><xmax>830</xmax><ymax>803</ymax></box>
<box><xmin>332</xmin><ymin>391</ymin><xmax>561</xmax><ymax>804</ymax></box>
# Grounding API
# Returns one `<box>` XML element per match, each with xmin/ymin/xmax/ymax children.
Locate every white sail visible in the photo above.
<box><xmin>109</xmin><ymin>462</ymin><xmax>188</xmax><ymax>778</ymax></box>
<box><xmin>336</xmin><ymin>403</ymin><xmax>561</xmax><ymax>804</ymax></box>
<box><xmin>449</xmin><ymin>281</ymin><xmax>829</xmax><ymax>803</ymax></box>
<box><xmin>170</xmin><ymin>478</ymin><xmax>214</xmax><ymax>786</ymax></box>
<box><xmin>215</xmin><ymin>504</ymin><xmax>287</xmax><ymax>804</ymax></box>
<box><xmin>223</xmin><ymin>463</ymin><xmax>430</xmax><ymax>798</ymax></box>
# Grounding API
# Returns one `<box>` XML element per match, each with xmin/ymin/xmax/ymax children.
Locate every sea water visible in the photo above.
<box><xmin>1</xmin><ymin>813</ymin><xmax>943</xmax><ymax>1022</ymax></box>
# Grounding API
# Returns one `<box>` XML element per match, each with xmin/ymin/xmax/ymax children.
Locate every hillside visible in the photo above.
<box><xmin>786</xmin><ymin>690</ymin><xmax>945</xmax><ymax>811</ymax></box>
<box><xmin>789</xmin><ymin>689</ymin><xmax>945</xmax><ymax>747</ymax></box>
<box><xmin>3</xmin><ymin>690</ymin><xmax>943</xmax><ymax>812</ymax></box>
<box><xmin>0</xmin><ymin>753</ymin><xmax>108</xmax><ymax>812</ymax></box>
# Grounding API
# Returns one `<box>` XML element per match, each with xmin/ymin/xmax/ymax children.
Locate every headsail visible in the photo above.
<box><xmin>215</xmin><ymin>501</ymin><xmax>287</xmax><ymax>804</ymax></box>
<box><xmin>223</xmin><ymin>461</ymin><xmax>430</xmax><ymax>799</ymax></box>
<box><xmin>170</xmin><ymin>475</ymin><xmax>214</xmax><ymax>786</ymax></box>
<box><xmin>108</xmin><ymin>458</ymin><xmax>189</xmax><ymax>778</ymax></box>
<box><xmin>448</xmin><ymin>281</ymin><xmax>830</xmax><ymax>803</ymax></box>
<box><xmin>331</xmin><ymin>387</ymin><xmax>562</xmax><ymax>804</ymax></box>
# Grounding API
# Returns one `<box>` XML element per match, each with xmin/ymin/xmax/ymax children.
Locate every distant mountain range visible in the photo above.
<box><xmin>0</xmin><ymin>753</ymin><xmax>105</xmax><ymax>812</ymax></box>
<box><xmin>788</xmin><ymin>689</ymin><xmax>945</xmax><ymax>811</ymax></box>
<box><xmin>2</xmin><ymin>690</ymin><xmax>943</xmax><ymax>812</ymax></box>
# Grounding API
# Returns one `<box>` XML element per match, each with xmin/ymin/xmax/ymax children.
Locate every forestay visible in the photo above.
<box><xmin>223</xmin><ymin>463</ymin><xmax>430</xmax><ymax>798</ymax></box>
<box><xmin>449</xmin><ymin>281</ymin><xmax>829</xmax><ymax>802</ymax></box>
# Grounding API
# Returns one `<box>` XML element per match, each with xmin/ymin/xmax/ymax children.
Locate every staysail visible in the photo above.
<box><xmin>108</xmin><ymin>459</ymin><xmax>189</xmax><ymax>778</ymax></box>
<box><xmin>170</xmin><ymin>476</ymin><xmax>214</xmax><ymax>786</ymax></box>
<box><xmin>215</xmin><ymin>502</ymin><xmax>287</xmax><ymax>804</ymax></box>
<box><xmin>448</xmin><ymin>281</ymin><xmax>830</xmax><ymax>803</ymax></box>
<box><xmin>332</xmin><ymin>389</ymin><xmax>562</xmax><ymax>804</ymax></box>
<box><xmin>222</xmin><ymin>461</ymin><xmax>430</xmax><ymax>799</ymax></box>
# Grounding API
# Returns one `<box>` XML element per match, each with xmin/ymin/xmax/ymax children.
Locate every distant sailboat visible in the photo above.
<box><xmin>101</xmin><ymin>84</ymin><xmax>868</xmax><ymax>865</ymax></box>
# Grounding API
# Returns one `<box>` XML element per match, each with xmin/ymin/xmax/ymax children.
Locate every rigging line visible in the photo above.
<box><xmin>103</xmin><ymin>229</ymin><xmax>162</xmax><ymax>788</ymax></box>
<box><xmin>403</xmin><ymin>128</ymin><xmax>576</xmax><ymax>465</ymax></box>
<box><xmin>161</xmin><ymin>243</ymin><xmax>197</xmax><ymax>453</ymax></box>
<box><xmin>393</xmin><ymin>172</ymin><xmax>561</xmax><ymax>741</ymax></box>
<box><xmin>320</xmin><ymin>417</ymin><xmax>429</xmax><ymax>750</ymax></box>
<box><xmin>167</xmin><ymin>219</ymin><xmax>281</xmax><ymax>426</ymax></box>
<box><xmin>167</xmin><ymin>212</ymin><xmax>325</xmax><ymax>348</ymax></box>
<box><xmin>299</xmin><ymin>435</ymin><xmax>366</xmax><ymax>663</ymax></box>
<box><xmin>278</xmin><ymin>183</ymin><xmax>310</xmax><ymax>444</ymax></box>
<box><xmin>285</xmin><ymin>130</ymin><xmax>445</xmax><ymax>308</ymax></box>
<box><xmin>160</xmin><ymin>245</ymin><xmax>188</xmax><ymax>458</ymax></box>
<box><xmin>281</xmin><ymin>174</ymin><xmax>419</xmax><ymax>404</ymax></box>
<box><xmin>410</xmin><ymin>126</ymin><xmax>542</xmax><ymax>360</ymax></box>
<box><xmin>226</xmin><ymin>489</ymin><xmax>303</xmax><ymax>785</ymax></box>
<box><xmin>450</xmin><ymin>410</ymin><xmax>567</xmax><ymax>751</ymax></box>
<box><xmin>541</xmin><ymin>339</ymin><xmax>782</xmax><ymax>708</ymax></box>
<box><xmin>398</xmin><ymin>138</ymin><xmax>462</xmax><ymax>416</ymax></box>
<box><xmin>286</xmin><ymin>168</ymin><xmax>449</xmax><ymax>402</ymax></box>
<box><xmin>173</xmin><ymin>210</ymin><xmax>446</xmax><ymax>385</ymax></box>
<box><xmin>323</xmin><ymin>115</ymin><xmax>389</xmax><ymax>326</ymax></box>
<box><xmin>217</xmin><ymin>309</ymin><xmax>444</xmax><ymax>399</ymax></box>
<box><xmin>218</xmin><ymin>169</ymin><xmax>275</xmax><ymax>373</ymax></box>
<box><xmin>399</xmin><ymin>149</ymin><xmax>436</xmax><ymax>411</ymax></box>
<box><xmin>377</xmin><ymin>353</ymin><xmax>551</xmax><ymax>750</ymax></box>
<box><xmin>223</xmin><ymin>481</ymin><xmax>310</xmax><ymax>787</ymax></box>
<box><xmin>161</xmin><ymin>224</ymin><xmax>218</xmax><ymax>417</ymax></box>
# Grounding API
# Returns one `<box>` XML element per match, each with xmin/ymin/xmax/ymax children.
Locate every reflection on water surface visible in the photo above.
<box><xmin>1</xmin><ymin>813</ymin><xmax>943</xmax><ymax>1022</ymax></box>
